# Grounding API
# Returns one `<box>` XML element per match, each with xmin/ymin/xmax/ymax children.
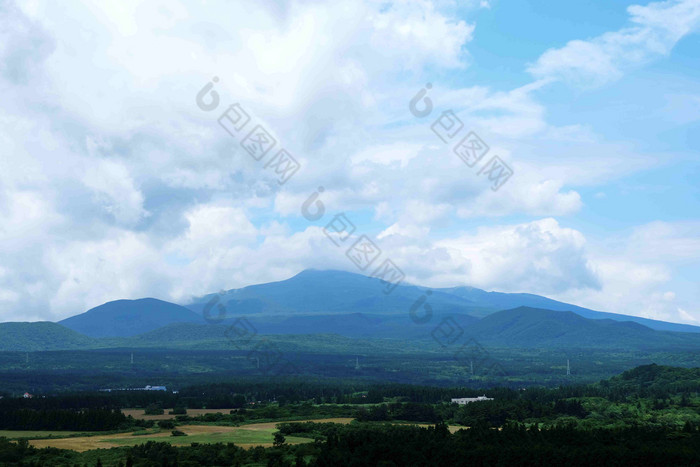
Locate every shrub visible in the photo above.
<box><xmin>144</xmin><ymin>404</ymin><xmax>164</xmax><ymax>415</ymax></box>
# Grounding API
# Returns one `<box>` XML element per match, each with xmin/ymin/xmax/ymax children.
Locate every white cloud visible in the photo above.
<box><xmin>554</xmin><ymin>220</ymin><xmax>700</xmax><ymax>324</ymax></box>
<box><xmin>528</xmin><ymin>0</ymin><xmax>700</xmax><ymax>86</ymax></box>
<box><xmin>0</xmin><ymin>0</ymin><xmax>696</xmax><ymax>329</ymax></box>
<box><xmin>82</xmin><ymin>160</ymin><xmax>148</xmax><ymax>226</ymax></box>
<box><xmin>374</xmin><ymin>218</ymin><xmax>600</xmax><ymax>295</ymax></box>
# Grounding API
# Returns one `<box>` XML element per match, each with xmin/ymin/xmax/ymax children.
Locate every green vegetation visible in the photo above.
<box><xmin>0</xmin><ymin>364</ymin><xmax>699</xmax><ymax>464</ymax></box>
<box><xmin>143</xmin><ymin>404</ymin><xmax>164</xmax><ymax>416</ymax></box>
<box><xmin>0</xmin><ymin>322</ymin><xmax>95</xmax><ymax>351</ymax></box>
<box><xmin>3</xmin><ymin>343</ymin><xmax>700</xmax><ymax>395</ymax></box>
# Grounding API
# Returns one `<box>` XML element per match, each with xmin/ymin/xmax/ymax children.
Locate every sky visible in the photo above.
<box><xmin>0</xmin><ymin>0</ymin><xmax>698</xmax><ymax>324</ymax></box>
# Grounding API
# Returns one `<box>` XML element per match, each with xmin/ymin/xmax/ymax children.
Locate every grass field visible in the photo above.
<box><xmin>27</xmin><ymin>418</ymin><xmax>355</xmax><ymax>452</ymax></box>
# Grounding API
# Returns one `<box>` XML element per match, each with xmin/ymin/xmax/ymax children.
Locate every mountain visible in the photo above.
<box><xmin>43</xmin><ymin>269</ymin><xmax>700</xmax><ymax>342</ymax></box>
<box><xmin>464</xmin><ymin>307</ymin><xmax>700</xmax><ymax>350</ymax></box>
<box><xmin>185</xmin><ymin>269</ymin><xmax>700</xmax><ymax>334</ymax></box>
<box><xmin>0</xmin><ymin>322</ymin><xmax>95</xmax><ymax>351</ymax></box>
<box><xmin>59</xmin><ymin>298</ymin><xmax>204</xmax><ymax>338</ymax></box>
<box><xmin>185</xmin><ymin>269</ymin><xmax>488</xmax><ymax>317</ymax></box>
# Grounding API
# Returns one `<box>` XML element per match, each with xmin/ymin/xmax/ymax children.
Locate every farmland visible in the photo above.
<box><xmin>26</xmin><ymin>418</ymin><xmax>354</xmax><ymax>451</ymax></box>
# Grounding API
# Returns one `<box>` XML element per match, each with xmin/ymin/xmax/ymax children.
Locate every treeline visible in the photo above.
<box><xmin>0</xmin><ymin>394</ymin><xmax>122</xmax><ymax>411</ymax></box>
<box><xmin>170</xmin><ymin>398</ymin><xmax>588</xmax><ymax>427</ymax></box>
<box><xmin>4</xmin><ymin>422</ymin><xmax>700</xmax><ymax>466</ymax></box>
<box><xmin>314</xmin><ymin>422</ymin><xmax>700</xmax><ymax>466</ymax></box>
<box><xmin>176</xmin><ymin>365</ymin><xmax>700</xmax><ymax>407</ymax></box>
<box><xmin>0</xmin><ymin>408</ymin><xmax>128</xmax><ymax>431</ymax></box>
<box><xmin>4</xmin><ymin>363</ymin><xmax>697</xmax><ymax>410</ymax></box>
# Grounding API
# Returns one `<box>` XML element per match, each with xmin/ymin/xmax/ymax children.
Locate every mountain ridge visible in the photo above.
<box><xmin>466</xmin><ymin>306</ymin><xmax>700</xmax><ymax>349</ymax></box>
<box><xmin>4</xmin><ymin>305</ymin><xmax>700</xmax><ymax>352</ymax></box>
<box><xmin>11</xmin><ymin>269</ymin><xmax>700</xmax><ymax>344</ymax></box>
<box><xmin>184</xmin><ymin>269</ymin><xmax>700</xmax><ymax>333</ymax></box>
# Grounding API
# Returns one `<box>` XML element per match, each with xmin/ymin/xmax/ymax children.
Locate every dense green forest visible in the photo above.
<box><xmin>3</xmin><ymin>421</ymin><xmax>700</xmax><ymax>466</ymax></box>
<box><xmin>1</xmin><ymin>364</ymin><xmax>700</xmax><ymax>464</ymax></box>
<box><xmin>2</xmin><ymin>344</ymin><xmax>700</xmax><ymax>395</ymax></box>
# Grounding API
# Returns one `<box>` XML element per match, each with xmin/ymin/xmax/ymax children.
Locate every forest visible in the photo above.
<box><xmin>0</xmin><ymin>364</ymin><xmax>699</xmax><ymax>464</ymax></box>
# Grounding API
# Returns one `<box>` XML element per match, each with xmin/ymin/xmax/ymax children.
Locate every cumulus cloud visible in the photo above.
<box><xmin>0</xmin><ymin>0</ymin><xmax>696</xmax><ymax>327</ymax></box>
<box><xmin>371</xmin><ymin>218</ymin><xmax>601</xmax><ymax>295</ymax></box>
<box><xmin>431</xmin><ymin>218</ymin><xmax>601</xmax><ymax>294</ymax></box>
<box><xmin>554</xmin><ymin>221</ymin><xmax>700</xmax><ymax>325</ymax></box>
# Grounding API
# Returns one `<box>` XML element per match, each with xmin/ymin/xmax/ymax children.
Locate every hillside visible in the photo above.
<box><xmin>59</xmin><ymin>298</ymin><xmax>204</xmax><ymax>338</ymax></box>
<box><xmin>100</xmin><ymin>311</ymin><xmax>478</xmax><ymax>346</ymax></box>
<box><xmin>110</xmin><ymin>323</ymin><xmax>414</xmax><ymax>354</ymax></box>
<box><xmin>98</xmin><ymin>307</ymin><xmax>700</xmax><ymax>352</ymax></box>
<box><xmin>0</xmin><ymin>322</ymin><xmax>95</xmax><ymax>351</ymax></box>
<box><xmin>2</xmin><ymin>307</ymin><xmax>700</xmax><ymax>353</ymax></box>
<box><xmin>603</xmin><ymin>364</ymin><xmax>700</xmax><ymax>395</ymax></box>
<box><xmin>467</xmin><ymin>307</ymin><xmax>700</xmax><ymax>350</ymax></box>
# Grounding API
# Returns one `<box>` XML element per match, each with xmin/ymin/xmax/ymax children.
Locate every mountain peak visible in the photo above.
<box><xmin>59</xmin><ymin>297</ymin><xmax>203</xmax><ymax>338</ymax></box>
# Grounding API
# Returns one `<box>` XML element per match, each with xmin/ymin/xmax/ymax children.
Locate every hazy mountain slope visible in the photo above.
<box><xmin>0</xmin><ymin>322</ymin><xmax>96</xmax><ymax>351</ymax></box>
<box><xmin>186</xmin><ymin>269</ymin><xmax>486</xmax><ymax>317</ymax></box>
<box><xmin>111</xmin><ymin>322</ymin><xmax>414</xmax><ymax>354</ymax></box>
<box><xmin>467</xmin><ymin>307</ymin><xmax>700</xmax><ymax>349</ymax></box>
<box><xmin>107</xmin><ymin>312</ymin><xmax>478</xmax><ymax>343</ymax></box>
<box><xmin>59</xmin><ymin>298</ymin><xmax>204</xmax><ymax>338</ymax></box>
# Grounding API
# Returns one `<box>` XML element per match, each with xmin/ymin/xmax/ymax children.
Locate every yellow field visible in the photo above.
<box><xmin>28</xmin><ymin>418</ymin><xmax>354</xmax><ymax>452</ymax></box>
<box><xmin>24</xmin><ymin>418</ymin><xmax>464</xmax><ymax>452</ymax></box>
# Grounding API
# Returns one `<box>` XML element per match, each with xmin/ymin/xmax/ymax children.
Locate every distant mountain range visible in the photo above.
<box><xmin>185</xmin><ymin>269</ymin><xmax>700</xmax><ymax>333</ymax></box>
<box><xmin>2</xmin><ymin>269</ymin><xmax>699</xmax><ymax>352</ymax></box>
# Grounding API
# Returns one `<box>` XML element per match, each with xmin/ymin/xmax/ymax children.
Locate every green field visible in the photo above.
<box><xmin>108</xmin><ymin>429</ymin><xmax>312</xmax><ymax>447</ymax></box>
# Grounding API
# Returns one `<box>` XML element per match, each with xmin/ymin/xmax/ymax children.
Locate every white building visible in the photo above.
<box><xmin>451</xmin><ymin>395</ymin><xmax>493</xmax><ymax>405</ymax></box>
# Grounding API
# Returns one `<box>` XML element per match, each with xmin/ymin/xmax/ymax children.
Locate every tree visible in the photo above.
<box><xmin>145</xmin><ymin>403</ymin><xmax>164</xmax><ymax>415</ymax></box>
<box><xmin>273</xmin><ymin>432</ymin><xmax>286</xmax><ymax>447</ymax></box>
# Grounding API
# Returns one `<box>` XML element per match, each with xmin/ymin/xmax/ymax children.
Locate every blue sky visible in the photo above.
<box><xmin>0</xmin><ymin>0</ymin><xmax>698</xmax><ymax>325</ymax></box>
